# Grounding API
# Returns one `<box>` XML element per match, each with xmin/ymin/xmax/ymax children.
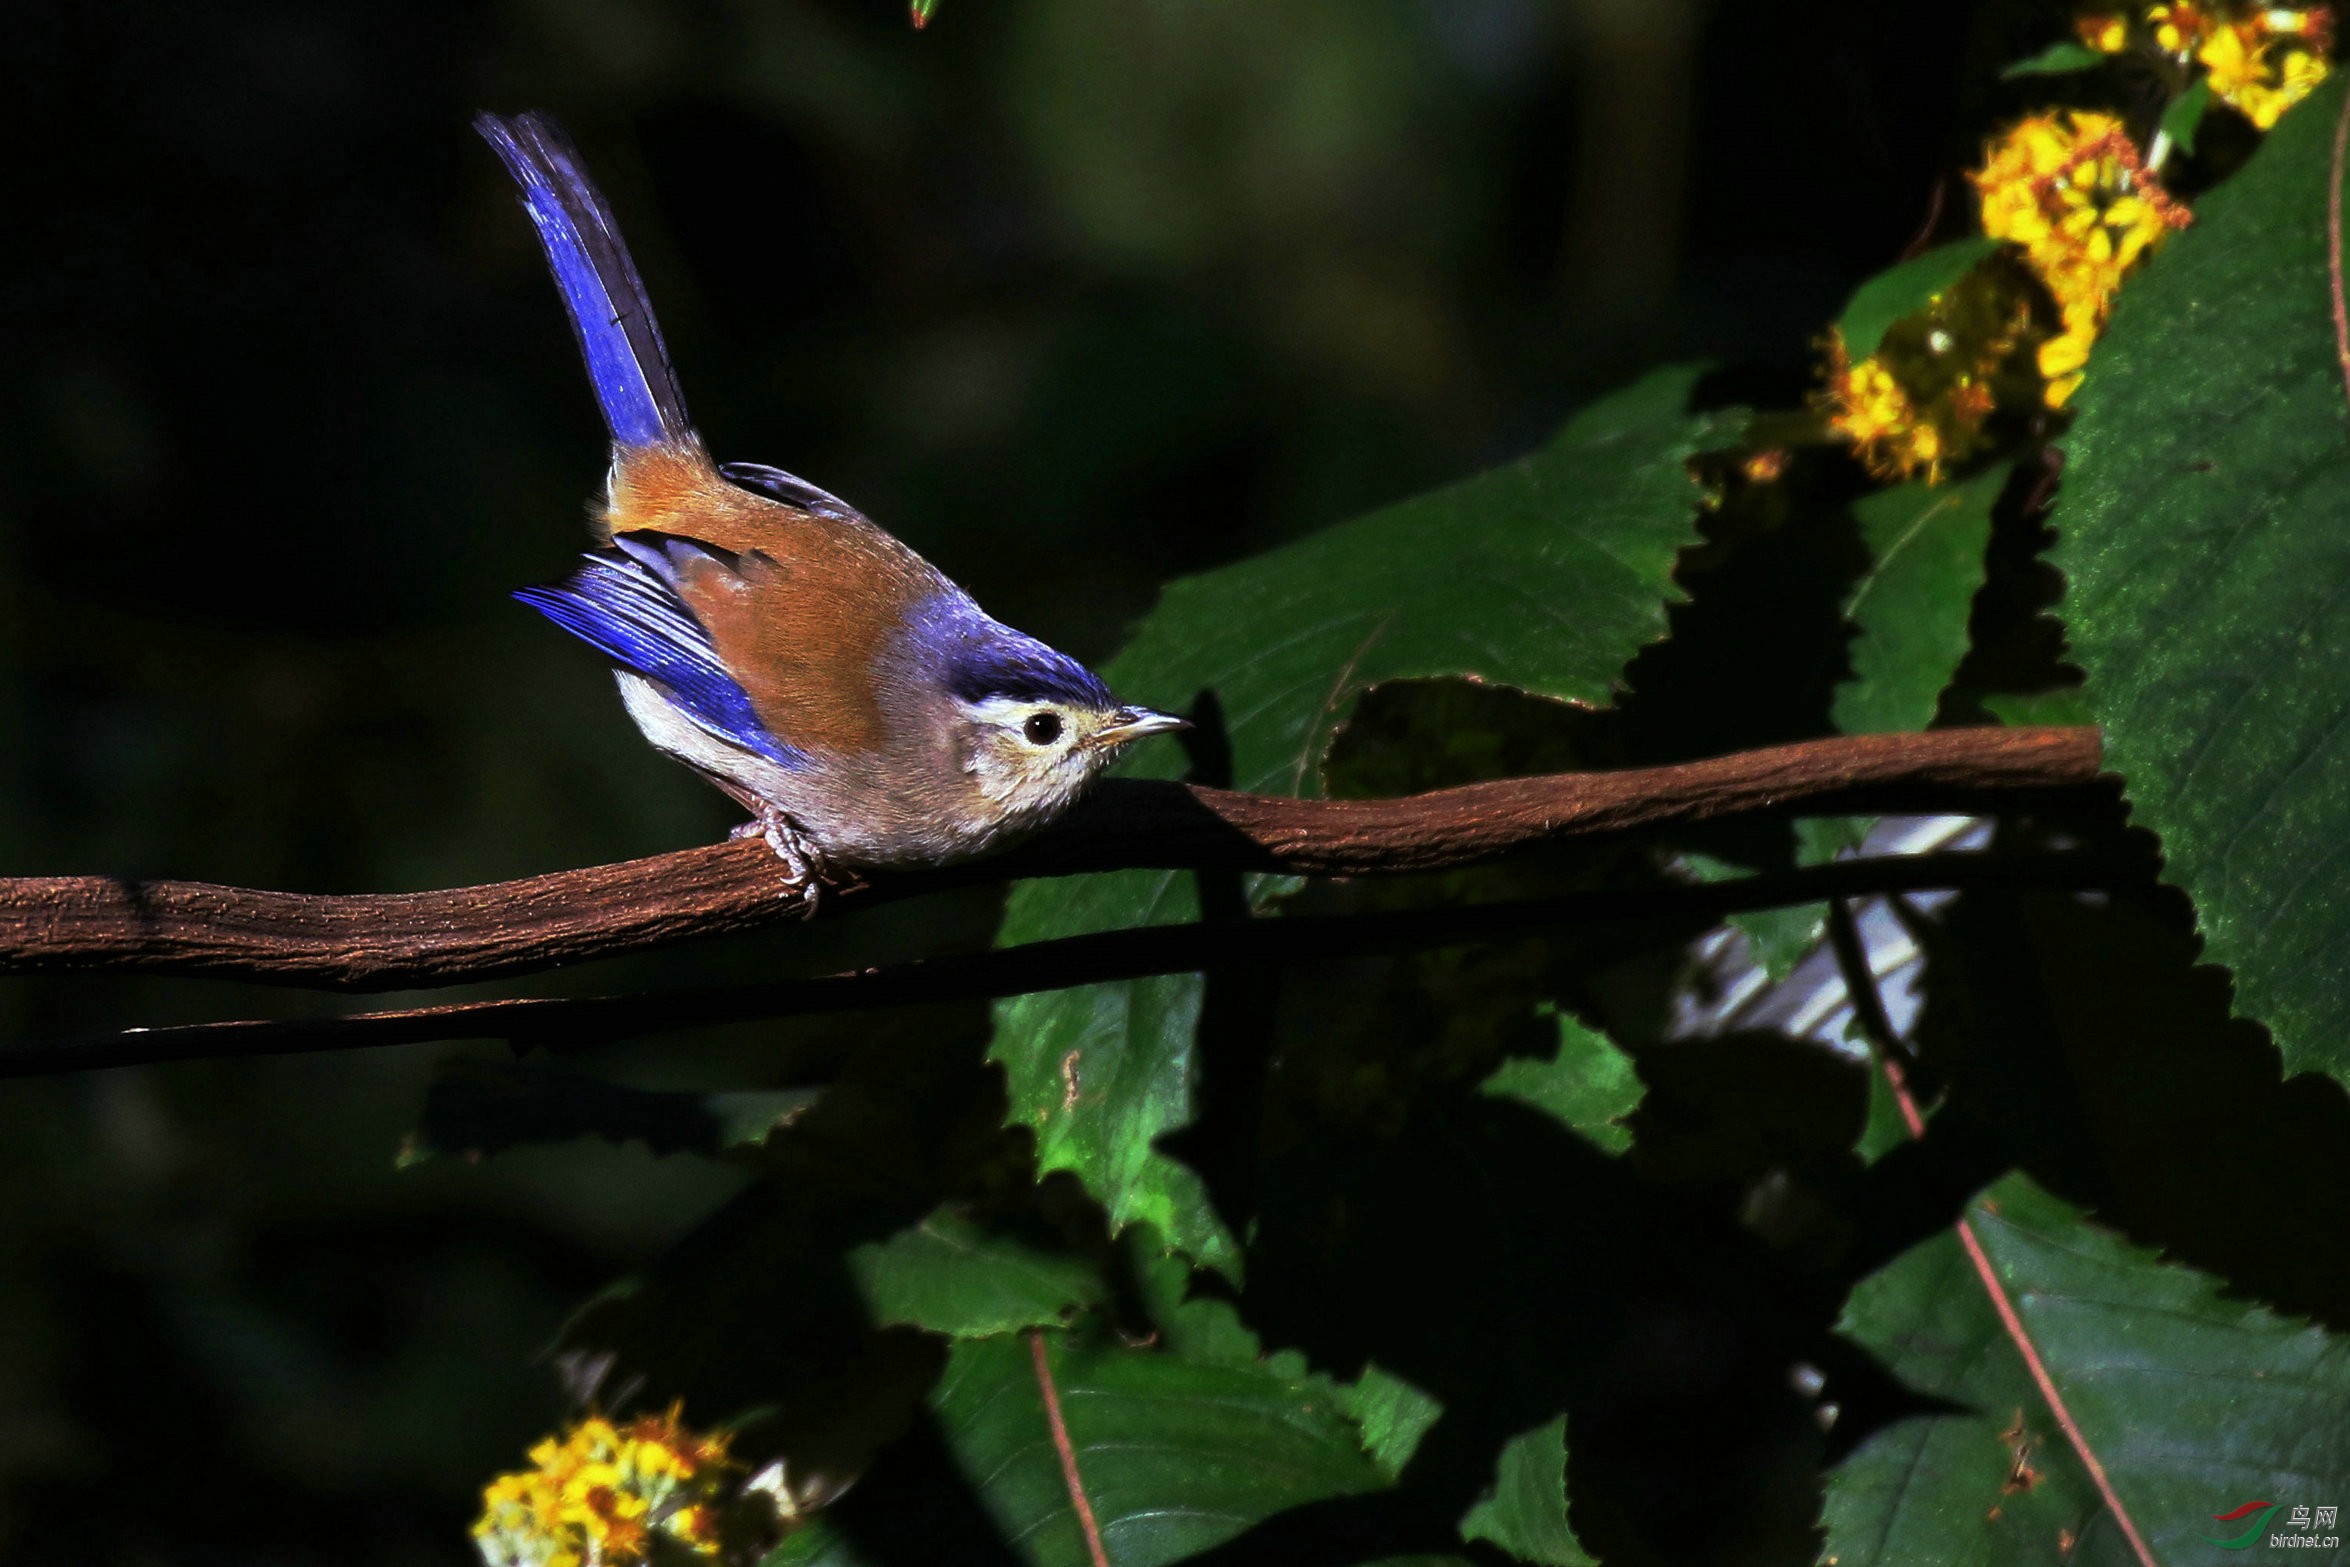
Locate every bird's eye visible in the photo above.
<box><xmin>1023</xmin><ymin>712</ymin><xmax>1064</xmax><ymax>746</ymax></box>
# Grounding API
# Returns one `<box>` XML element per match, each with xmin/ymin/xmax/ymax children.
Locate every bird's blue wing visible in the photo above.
<box><xmin>515</xmin><ymin>538</ymin><xmax>804</xmax><ymax>767</ymax></box>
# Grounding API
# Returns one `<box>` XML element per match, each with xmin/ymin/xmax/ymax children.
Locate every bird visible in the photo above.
<box><xmin>476</xmin><ymin>111</ymin><xmax>1187</xmax><ymax>898</ymax></box>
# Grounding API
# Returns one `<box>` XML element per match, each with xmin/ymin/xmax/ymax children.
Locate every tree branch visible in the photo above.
<box><xmin>0</xmin><ymin>726</ymin><xmax>2102</xmax><ymax>993</ymax></box>
<box><xmin>0</xmin><ymin>847</ymin><xmax>2150</xmax><ymax>1078</ymax></box>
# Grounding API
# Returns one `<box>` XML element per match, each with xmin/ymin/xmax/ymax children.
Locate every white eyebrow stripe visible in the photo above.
<box><xmin>957</xmin><ymin>694</ymin><xmax>1061</xmax><ymax>728</ymax></box>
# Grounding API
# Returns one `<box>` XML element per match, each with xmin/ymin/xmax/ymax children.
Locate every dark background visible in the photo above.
<box><xmin>1</xmin><ymin>1</ymin><xmax>2067</xmax><ymax>1560</ymax></box>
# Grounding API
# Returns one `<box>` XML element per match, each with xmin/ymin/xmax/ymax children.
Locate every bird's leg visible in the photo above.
<box><xmin>730</xmin><ymin>804</ymin><xmax>826</xmax><ymax>916</ymax></box>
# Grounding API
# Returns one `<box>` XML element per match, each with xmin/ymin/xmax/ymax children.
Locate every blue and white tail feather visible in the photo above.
<box><xmin>477</xmin><ymin>111</ymin><xmax>692</xmax><ymax>451</ymax></box>
<box><xmin>485</xmin><ymin>111</ymin><xmax>809</xmax><ymax>769</ymax></box>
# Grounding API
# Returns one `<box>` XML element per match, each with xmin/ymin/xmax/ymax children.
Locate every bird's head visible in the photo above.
<box><xmin>911</xmin><ymin>597</ymin><xmax>1187</xmax><ymax>833</ymax></box>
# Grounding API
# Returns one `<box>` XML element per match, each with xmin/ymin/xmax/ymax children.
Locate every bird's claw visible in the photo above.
<box><xmin>738</xmin><ymin>805</ymin><xmax>825</xmax><ymax>918</ymax></box>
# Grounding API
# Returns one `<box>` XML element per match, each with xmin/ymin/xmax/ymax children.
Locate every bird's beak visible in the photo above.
<box><xmin>1091</xmin><ymin>706</ymin><xmax>1191</xmax><ymax>748</ymax></box>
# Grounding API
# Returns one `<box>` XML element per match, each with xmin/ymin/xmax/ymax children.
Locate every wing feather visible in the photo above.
<box><xmin>514</xmin><ymin>543</ymin><xmax>802</xmax><ymax>767</ymax></box>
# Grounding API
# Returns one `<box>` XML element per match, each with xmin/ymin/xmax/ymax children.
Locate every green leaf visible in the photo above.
<box><xmin>1835</xmin><ymin>466</ymin><xmax>2004</xmax><ymax>737</ymax></box>
<box><xmin>1677</xmin><ymin>465</ymin><xmax>2004</xmax><ymax>966</ymax></box>
<box><xmin>552</xmin><ymin>1026</ymin><xmax>1025</xmax><ymax>1446</ymax></box>
<box><xmin>846</xmin><ymin>1212</ymin><xmax>1105</xmax><ymax>1338</ymax></box>
<box><xmin>1852</xmin><ymin>1055</ymin><xmax>1914</xmax><ymax>1165</ymax></box>
<box><xmin>397</xmin><ymin>1058</ymin><xmax>816</xmax><ymax>1165</ymax></box>
<box><xmin>1459</xmin><ymin>1417</ymin><xmax>1596</xmax><ymax>1567</ymax></box>
<box><xmin>1728</xmin><ymin>902</ymin><xmax>1831</xmax><ymax>980</ymax></box>
<box><xmin>1125</xmin><ymin>1233</ymin><xmax>1271</xmax><ymax>1366</ymax></box>
<box><xmin>1126</xmin><ymin>1240</ymin><xmax>1456</xmax><ymax>1491</ymax></box>
<box><xmin>1825</xmin><ymin>1173</ymin><xmax>2350</xmax><ymax>1565</ymax></box>
<box><xmin>2052</xmin><ymin>74</ymin><xmax>2350</xmax><ymax>1086</ymax></box>
<box><xmin>1796</xmin><ymin>464</ymin><xmax>2007</xmax><ymax>862</ymax></box>
<box><xmin>995</xmin><ymin>366</ymin><xmax>1741</xmax><ymax>1270</ymax></box>
<box><xmin>765</xmin><ymin>1334</ymin><xmax>1389</xmax><ymax>1567</ymax></box>
<box><xmin>1480</xmin><ymin>1011</ymin><xmax>1643</xmax><ymax>1156</ymax></box>
<box><xmin>1342</xmin><ymin>1364</ymin><xmax>1445</xmax><ymax>1476</ymax></box>
<box><xmin>1980</xmin><ymin>686</ymin><xmax>2094</xmax><ymax>728</ymax></box>
<box><xmin>1679</xmin><ymin>849</ymin><xmax>1829</xmax><ymax>980</ymax></box>
<box><xmin>1835</xmin><ymin>239</ymin><xmax>2002</xmax><ymax>360</ymax></box>
<box><xmin>2000</xmin><ymin>39</ymin><xmax>2106</xmax><ymax>79</ymax></box>
<box><xmin>2160</xmin><ymin>77</ymin><xmax>2214</xmax><ymax>159</ymax></box>
<box><xmin>1127</xmin><ymin>1243</ymin><xmax>1450</xmax><ymax>1486</ymax></box>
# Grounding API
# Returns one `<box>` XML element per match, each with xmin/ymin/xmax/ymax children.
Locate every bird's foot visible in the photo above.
<box><xmin>732</xmin><ymin>806</ymin><xmax>826</xmax><ymax>917</ymax></box>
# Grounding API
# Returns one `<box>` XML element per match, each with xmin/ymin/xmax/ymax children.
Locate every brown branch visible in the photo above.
<box><xmin>0</xmin><ymin>847</ymin><xmax>2151</xmax><ymax>1078</ymax></box>
<box><xmin>0</xmin><ymin>726</ymin><xmax>2103</xmax><ymax>994</ymax></box>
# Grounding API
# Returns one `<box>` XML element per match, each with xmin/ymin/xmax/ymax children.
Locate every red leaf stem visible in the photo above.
<box><xmin>1875</xmin><ymin>1055</ymin><xmax>2159</xmax><ymax>1567</ymax></box>
<box><xmin>1027</xmin><ymin>1329</ymin><xmax>1112</xmax><ymax>1567</ymax></box>
<box><xmin>2327</xmin><ymin>81</ymin><xmax>2350</xmax><ymax>415</ymax></box>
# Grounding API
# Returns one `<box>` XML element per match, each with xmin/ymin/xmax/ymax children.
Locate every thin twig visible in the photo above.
<box><xmin>2329</xmin><ymin>82</ymin><xmax>2350</xmax><ymax>415</ymax></box>
<box><xmin>1028</xmin><ymin>1330</ymin><xmax>1112</xmax><ymax>1567</ymax></box>
<box><xmin>1824</xmin><ymin>898</ymin><xmax>1906</xmax><ymax>1054</ymax></box>
<box><xmin>1825</xmin><ymin>901</ymin><xmax>2159</xmax><ymax>1567</ymax></box>
<box><xmin>0</xmin><ymin>727</ymin><xmax>2104</xmax><ymax>993</ymax></box>
<box><xmin>1900</xmin><ymin>174</ymin><xmax>1950</xmax><ymax>261</ymax></box>
<box><xmin>0</xmin><ymin>849</ymin><xmax>2151</xmax><ymax>1077</ymax></box>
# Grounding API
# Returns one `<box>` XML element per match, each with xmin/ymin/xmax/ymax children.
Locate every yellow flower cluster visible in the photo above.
<box><xmin>1973</xmin><ymin>111</ymin><xmax>2189</xmax><ymax>405</ymax></box>
<box><xmin>1819</xmin><ymin>346</ymin><xmax>1940</xmax><ymax>481</ymax></box>
<box><xmin>2079</xmin><ymin>4</ymin><xmax>2334</xmax><ymax>130</ymax></box>
<box><xmin>1808</xmin><ymin>6</ymin><xmax>2327</xmax><ymax>480</ymax></box>
<box><xmin>1817</xmin><ymin>267</ymin><xmax>2034</xmax><ymax>482</ymax></box>
<box><xmin>474</xmin><ymin>1408</ymin><xmax>739</xmax><ymax>1567</ymax></box>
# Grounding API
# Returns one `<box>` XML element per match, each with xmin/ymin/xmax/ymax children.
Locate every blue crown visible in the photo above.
<box><xmin>905</xmin><ymin>592</ymin><xmax>1115</xmax><ymax>710</ymax></box>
